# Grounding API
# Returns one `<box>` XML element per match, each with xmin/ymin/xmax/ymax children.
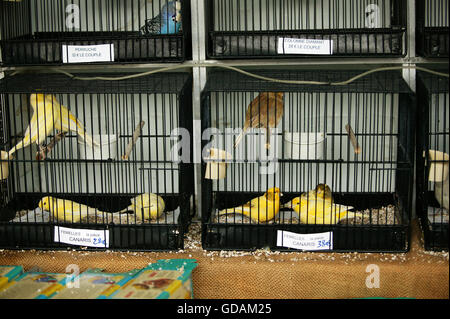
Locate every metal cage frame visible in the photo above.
<box><xmin>416</xmin><ymin>70</ymin><xmax>449</xmax><ymax>251</ymax></box>
<box><xmin>415</xmin><ymin>0</ymin><xmax>449</xmax><ymax>58</ymax></box>
<box><xmin>206</xmin><ymin>0</ymin><xmax>408</xmax><ymax>59</ymax></box>
<box><xmin>0</xmin><ymin>72</ymin><xmax>194</xmax><ymax>251</ymax></box>
<box><xmin>201</xmin><ymin>69</ymin><xmax>415</xmax><ymax>252</ymax></box>
<box><xmin>0</xmin><ymin>0</ymin><xmax>192</xmax><ymax>66</ymax></box>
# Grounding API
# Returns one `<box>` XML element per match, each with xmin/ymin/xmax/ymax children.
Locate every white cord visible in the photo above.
<box><xmin>11</xmin><ymin>63</ymin><xmax>450</xmax><ymax>85</ymax></box>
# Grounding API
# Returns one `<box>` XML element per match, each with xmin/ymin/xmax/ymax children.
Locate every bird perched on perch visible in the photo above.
<box><xmin>7</xmin><ymin>93</ymin><xmax>99</xmax><ymax>158</ymax></box>
<box><xmin>234</xmin><ymin>92</ymin><xmax>284</xmax><ymax>150</ymax></box>
<box><xmin>282</xmin><ymin>184</ymin><xmax>362</xmax><ymax>225</ymax></box>
<box><xmin>140</xmin><ymin>1</ymin><xmax>182</xmax><ymax>35</ymax></box>
<box><xmin>115</xmin><ymin>193</ymin><xmax>165</xmax><ymax>221</ymax></box>
<box><xmin>38</xmin><ymin>196</ymin><xmax>126</xmax><ymax>223</ymax></box>
<box><xmin>218</xmin><ymin>187</ymin><xmax>282</xmax><ymax>223</ymax></box>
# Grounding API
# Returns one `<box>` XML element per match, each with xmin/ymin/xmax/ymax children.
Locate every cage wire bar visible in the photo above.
<box><xmin>416</xmin><ymin>71</ymin><xmax>449</xmax><ymax>251</ymax></box>
<box><xmin>0</xmin><ymin>0</ymin><xmax>191</xmax><ymax>66</ymax></box>
<box><xmin>206</xmin><ymin>0</ymin><xmax>407</xmax><ymax>59</ymax></box>
<box><xmin>201</xmin><ymin>70</ymin><xmax>415</xmax><ymax>252</ymax></box>
<box><xmin>416</xmin><ymin>0</ymin><xmax>449</xmax><ymax>57</ymax></box>
<box><xmin>0</xmin><ymin>72</ymin><xmax>194</xmax><ymax>251</ymax></box>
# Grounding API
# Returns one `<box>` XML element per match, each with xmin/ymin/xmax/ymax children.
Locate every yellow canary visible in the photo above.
<box><xmin>116</xmin><ymin>193</ymin><xmax>165</xmax><ymax>221</ymax></box>
<box><xmin>282</xmin><ymin>183</ymin><xmax>333</xmax><ymax>210</ymax></box>
<box><xmin>8</xmin><ymin>93</ymin><xmax>99</xmax><ymax>157</ymax></box>
<box><xmin>288</xmin><ymin>197</ymin><xmax>361</xmax><ymax>225</ymax></box>
<box><xmin>38</xmin><ymin>196</ymin><xmax>122</xmax><ymax>223</ymax></box>
<box><xmin>218</xmin><ymin>187</ymin><xmax>282</xmax><ymax>222</ymax></box>
<box><xmin>282</xmin><ymin>184</ymin><xmax>362</xmax><ymax>225</ymax></box>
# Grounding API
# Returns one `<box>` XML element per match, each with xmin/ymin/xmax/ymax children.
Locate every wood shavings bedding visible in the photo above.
<box><xmin>11</xmin><ymin>207</ymin><xmax>181</xmax><ymax>225</ymax></box>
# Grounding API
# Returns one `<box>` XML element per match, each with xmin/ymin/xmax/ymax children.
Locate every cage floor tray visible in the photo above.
<box><xmin>1</xmin><ymin>33</ymin><xmax>184</xmax><ymax>65</ymax></box>
<box><xmin>427</xmin><ymin>206</ymin><xmax>449</xmax><ymax>225</ymax></box>
<box><xmin>419</xmin><ymin>29</ymin><xmax>449</xmax><ymax>57</ymax></box>
<box><xmin>211</xmin><ymin>204</ymin><xmax>402</xmax><ymax>225</ymax></box>
<box><xmin>12</xmin><ymin>207</ymin><xmax>181</xmax><ymax>225</ymax></box>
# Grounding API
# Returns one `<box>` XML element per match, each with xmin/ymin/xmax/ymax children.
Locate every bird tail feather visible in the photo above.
<box><xmin>72</xmin><ymin>116</ymin><xmax>99</xmax><ymax>147</ymax></box>
<box><xmin>218</xmin><ymin>207</ymin><xmax>248</xmax><ymax>216</ymax></box>
<box><xmin>234</xmin><ymin>129</ymin><xmax>246</xmax><ymax>148</ymax></box>
<box><xmin>114</xmin><ymin>205</ymin><xmax>134</xmax><ymax>214</ymax></box>
<box><xmin>333</xmin><ymin>204</ymin><xmax>355</xmax><ymax>212</ymax></box>
<box><xmin>78</xmin><ymin>130</ymin><xmax>100</xmax><ymax>148</ymax></box>
<box><xmin>281</xmin><ymin>202</ymin><xmax>295</xmax><ymax>210</ymax></box>
<box><xmin>8</xmin><ymin>132</ymin><xmax>31</xmax><ymax>157</ymax></box>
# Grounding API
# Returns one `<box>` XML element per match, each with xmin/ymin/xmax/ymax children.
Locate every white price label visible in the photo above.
<box><xmin>62</xmin><ymin>44</ymin><xmax>114</xmax><ymax>63</ymax></box>
<box><xmin>54</xmin><ymin>226</ymin><xmax>109</xmax><ymax>248</ymax></box>
<box><xmin>277</xmin><ymin>230</ymin><xmax>333</xmax><ymax>251</ymax></box>
<box><xmin>277</xmin><ymin>38</ymin><xmax>333</xmax><ymax>55</ymax></box>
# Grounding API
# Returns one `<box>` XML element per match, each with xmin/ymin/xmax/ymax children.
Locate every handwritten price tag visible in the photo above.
<box><xmin>277</xmin><ymin>230</ymin><xmax>333</xmax><ymax>251</ymax></box>
<box><xmin>54</xmin><ymin>226</ymin><xmax>109</xmax><ymax>248</ymax></box>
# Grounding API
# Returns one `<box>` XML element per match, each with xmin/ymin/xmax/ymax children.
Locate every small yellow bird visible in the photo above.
<box><xmin>218</xmin><ymin>187</ymin><xmax>282</xmax><ymax>222</ymax></box>
<box><xmin>282</xmin><ymin>184</ymin><xmax>362</xmax><ymax>225</ymax></box>
<box><xmin>115</xmin><ymin>193</ymin><xmax>165</xmax><ymax>221</ymax></box>
<box><xmin>282</xmin><ymin>183</ymin><xmax>333</xmax><ymax>210</ymax></box>
<box><xmin>8</xmin><ymin>93</ymin><xmax>99</xmax><ymax>157</ymax></box>
<box><xmin>287</xmin><ymin>197</ymin><xmax>361</xmax><ymax>225</ymax></box>
<box><xmin>38</xmin><ymin>196</ymin><xmax>125</xmax><ymax>223</ymax></box>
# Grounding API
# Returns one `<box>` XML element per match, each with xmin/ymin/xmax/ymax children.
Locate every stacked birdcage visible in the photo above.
<box><xmin>416</xmin><ymin>70</ymin><xmax>449</xmax><ymax>251</ymax></box>
<box><xmin>416</xmin><ymin>0</ymin><xmax>449</xmax><ymax>57</ymax></box>
<box><xmin>0</xmin><ymin>72</ymin><xmax>193</xmax><ymax>250</ymax></box>
<box><xmin>206</xmin><ymin>0</ymin><xmax>407</xmax><ymax>59</ymax></box>
<box><xmin>0</xmin><ymin>0</ymin><xmax>191</xmax><ymax>65</ymax></box>
<box><xmin>201</xmin><ymin>69</ymin><xmax>415</xmax><ymax>252</ymax></box>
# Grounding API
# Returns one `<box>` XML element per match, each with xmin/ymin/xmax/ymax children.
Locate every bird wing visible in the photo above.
<box><xmin>294</xmin><ymin>199</ymin><xmax>329</xmax><ymax>224</ymax></box>
<box><xmin>57</xmin><ymin>104</ymin><xmax>99</xmax><ymax>147</ymax></box>
<box><xmin>160</xmin><ymin>1</ymin><xmax>181</xmax><ymax>34</ymax></box>
<box><xmin>218</xmin><ymin>194</ymin><xmax>262</xmax><ymax>216</ymax></box>
<box><xmin>140</xmin><ymin>15</ymin><xmax>162</xmax><ymax>35</ymax></box>
<box><xmin>300</xmin><ymin>200</ymin><xmax>355</xmax><ymax>224</ymax></box>
<box><xmin>35</xmin><ymin>107</ymin><xmax>58</xmax><ymax>145</ymax></box>
<box><xmin>245</xmin><ymin>194</ymin><xmax>268</xmax><ymax>209</ymax></box>
<box><xmin>57</xmin><ymin>105</ymin><xmax>81</xmax><ymax>133</ymax></box>
<box><xmin>247</xmin><ymin>92</ymin><xmax>284</xmax><ymax>129</ymax></box>
<box><xmin>130</xmin><ymin>194</ymin><xmax>165</xmax><ymax>220</ymax></box>
<box><xmin>53</xmin><ymin>199</ymin><xmax>103</xmax><ymax>222</ymax></box>
<box><xmin>247</xmin><ymin>93</ymin><xmax>271</xmax><ymax>129</ymax></box>
<box><xmin>142</xmin><ymin>194</ymin><xmax>165</xmax><ymax>211</ymax></box>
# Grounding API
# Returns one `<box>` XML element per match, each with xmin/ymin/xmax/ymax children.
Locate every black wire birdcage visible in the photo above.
<box><xmin>416</xmin><ymin>0</ymin><xmax>449</xmax><ymax>58</ymax></box>
<box><xmin>206</xmin><ymin>0</ymin><xmax>407</xmax><ymax>59</ymax></box>
<box><xmin>0</xmin><ymin>0</ymin><xmax>191</xmax><ymax>66</ymax></box>
<box><xmin>201</xmin><ymin>69</ymin><xmax>415</xmax><ymax>252</ymax></box>
<box><xmin>416</xmin><ymin>70</ymin><xmax>449</xmax><ymax>251</ymax></box>
<box><xmin>0</xmin><ymin>72</ymin><xmax>193</xmax><ymax>251</ymax></box>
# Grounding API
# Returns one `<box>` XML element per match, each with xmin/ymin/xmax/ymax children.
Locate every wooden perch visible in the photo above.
<box><xmin>345</xmin><ymin>124</ymin><xmax>361</xmax><ymax>154</ymax></box>
<box><xmin>122</xmin><ymin>121</ymin><xmax>145</xmax><ymax>160</ymax></box>
<box><xmin>36</xmin><ymin>132</ymin><xmax>67</xmax><ymax>161</ymax></box>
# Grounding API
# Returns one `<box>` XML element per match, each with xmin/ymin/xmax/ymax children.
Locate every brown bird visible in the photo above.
<box><xmin>234</xmin><ymin>92</ymin><xmax>284</xmax><ymax>149</ymax></box>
